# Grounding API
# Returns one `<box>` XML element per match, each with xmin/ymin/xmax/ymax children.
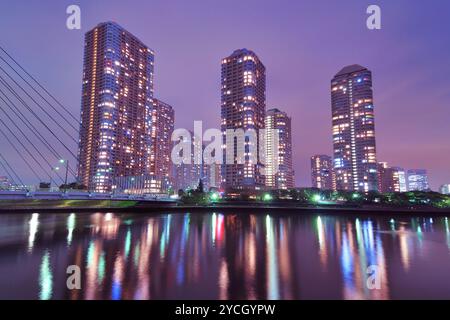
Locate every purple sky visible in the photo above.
<box><xmin>0</xmin><ymin>0</ymin><xmax>449</xmax><ymax>190</ymax></box>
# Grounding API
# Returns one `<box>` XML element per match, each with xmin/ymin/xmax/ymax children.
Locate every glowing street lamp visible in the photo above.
<box><xmin>210</xmin><ymin>192</ymin><xmax>220</xmax><ymax>202</ymax></box>
<box><xmin>57</xmin><ymin>159</ymin><xmax>69</xmax><ymax>192</ymax></box>
<box><xmin>263</xmin><ymin>193</ymin><xmax>273</xmax><ymax>202</ymax></box>
<box><xmin>312</xmin><ymin>194</ymin><xmax>321</xmax><ymax>203</ymax></box>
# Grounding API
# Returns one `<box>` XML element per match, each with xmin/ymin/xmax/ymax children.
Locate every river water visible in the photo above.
<box><xmin>0</xmin><ymin>211</ymin><xmax>449</xmax><ymax>299</ymax></box>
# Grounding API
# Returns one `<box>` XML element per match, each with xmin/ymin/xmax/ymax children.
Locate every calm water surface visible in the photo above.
<box><xmin>0</xmin><ymin>211</ymin><xmax>449</xmax><ymax>300</ymax></box>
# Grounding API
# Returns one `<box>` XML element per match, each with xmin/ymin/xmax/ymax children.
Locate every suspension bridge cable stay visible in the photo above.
<box><xmin>0</xmin><ymin>85</ymin><xmax>78</xmax><ymax>178</ymax></box>
<box><xmin>0</xmin><ymin>64</ymin><xmax>78</xmax><ymax>144</ymax></box>
<box><xmin>0</xmin><ymin>103</ymin><xmax>65</xmax><ymax>183</ymax></box>
<box><xmin>0</xmin><ymin>74</ymin><xmax>78</xmax><ymax>158</ymax></box>
<box><xmin>0</xmin><ymin>45</ymin><xmax>79</xmax><ymax>123</ymax></box>
<box><xmin>0</xmin><ymin>54</ymin><xmax>79</xmax><ymax>132</ymax></box>
<box><xmin>0</xmin><ymin>125</ymin><xmax>43</xmax><ymax>182</ymax></box>
<box><xmin>0</xmin><ymin>152</ymin><xmax>25</xmax><ymax>187</ymax></box>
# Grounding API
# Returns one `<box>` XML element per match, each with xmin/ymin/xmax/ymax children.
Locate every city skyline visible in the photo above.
<box><xmin>0</xmin><ymin>1</ymin><xmax>449</xmax><ymax>190</ymax></box>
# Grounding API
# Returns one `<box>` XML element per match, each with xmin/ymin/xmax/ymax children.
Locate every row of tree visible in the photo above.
<box><xmin>179</xmin><ymin>182</ymin><xmax>450</xmax><ymax>209</ymax></box>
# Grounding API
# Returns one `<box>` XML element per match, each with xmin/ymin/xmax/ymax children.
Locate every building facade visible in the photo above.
<box><xmin>173</xmin><ymin>131</ymin><xmax>204</xmax><ymax>191</ymax></box>
<box><xmin>221</xmin><ymin>49</ymin><xmax>266</xmax><ymax>191</ymax></box>
<box><xmin>265</xmin><ymin>108</ymin><xmax>294</xmax><ymax>189</ymax></box>
<box><xmin>77</xmin><ymin>22</ymin><xmax>154</xmax><ymax>192</ymax></box>
<box><xmin>331</xmin><ymin>64</ymin><xmax>378</xmax><ymax>192</ymax></box>
<box><xmin>392</xmin><ymin>167</ymin><xmax>407</xmax><ymax>192</ymax></box>
<box><xmin>377</xmin><ymin>162</ymin><xmax>407</xmax><ymax>193</ymax></box>
<box><xmin>311</xmin><ymin>155</ymin><xmax>334</xmax><ymax>190</ymax></box>
<box><xmin>147</xmin><ymin>99</ymin><xmax>174</xmax><ymax>192</ymax></box>
<box><xmin>407</xmin><ymin>169</ymin><xmax>430</xmax><ymax>191</ymax></box>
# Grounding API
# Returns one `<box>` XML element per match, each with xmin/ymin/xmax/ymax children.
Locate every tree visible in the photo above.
<box><xmin>196</xmin><ymin>179</ymin><xmax>204</xmax><ymax>193</ymax></box>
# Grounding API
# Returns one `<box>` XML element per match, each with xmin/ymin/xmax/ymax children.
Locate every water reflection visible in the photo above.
<box><xmin>67</xmin><ymin>213</ymin><xmax>76</xmax><ymax>246</ymax></box>
<box><xmin>0</xmin><ymin>211</ymin><xmax>450</xmax><ymax>299</ymax></box>
<box><xmin>39</xmin><ymin>250</ymin><xmax>53</xmax><ymax>300</ymax></box>
<box><xmin>28</xmin><ymin>213</ymin><xmax>39</xmax><ymax>252</ymax></box>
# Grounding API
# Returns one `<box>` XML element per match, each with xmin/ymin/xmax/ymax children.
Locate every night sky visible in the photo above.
<box><xmin>0</xmin><ymin>0</ymin><xmax>449</xmax><ymax>190</ymax></box>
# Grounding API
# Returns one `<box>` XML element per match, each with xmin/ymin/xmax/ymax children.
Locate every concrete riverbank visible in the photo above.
<box><xmin>1</xmin><ymin>199</ymin><xmax>450</xmax><ymax>216</ymax></box>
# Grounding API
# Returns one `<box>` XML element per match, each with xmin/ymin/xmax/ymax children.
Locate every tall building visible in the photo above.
<box><xmin>147</xmin><ymin>99</ymin><xmax>174</xmax><ymax>191</ymax></box>
<box><xmin>407</xmin><ymin>169</ymin><xmax>430</xmax><ymax>191</ymax></box>
<box><xmin>440</xmin><ymin>184</ymin><xmax>450</xmax><ymax>195</ymax></box>
<box><xmin>77</xmin><ymin>22</ymin><xmax>154</xmax><ymax>192</ymax></box>
<box><xmin>377</xmin><ymin>162</ymin><xmax>407</xmax><ymax>193</ymax></box>
<box><xmin>311</xmin><ymin>155</ymin><xmax>334</xmax><ymax>190</ymax></box>
<box><xmin>221</xmin><ymin>49</ymin><xmax>266</xmax><ymax>191</ymax></box>
<box><xmin>331</xmin><ymin>64</ymin><xmax>378</xmax><ymax>192</ymax></box>
<box><xmin>265</xmin><ymin>108</ymin><xmax>294</xmax><ymax>189</ymax></box>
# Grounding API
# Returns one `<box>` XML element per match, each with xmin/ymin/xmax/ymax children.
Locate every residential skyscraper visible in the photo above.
<box><xmin>331</xmin><ymin>64</ymin><xmax>378</xmax><ymax>192</ymax></box>
<box><xmin>220</xmin><ymin>49</ymin><xmax>266</xmax><ymax>191</ymax></box>
<box><xmin>311</xmin><ymin>155</ymin><xmax>334</xmax><ymax>190</ymax></box>
<box><xmin>77</xmin><ymin>22</ymin><xmax>154</xmax><ymax>192</ymax></box>
<box><xmin>407</xmin><ymin>169</ymin><xmax>430</xmax><ymax>191</ymax></box>
<box><xmin>265</xmin><ymin>108</ymin><xmax>294</xmax><ymax>189</ymax></box>
<box><xmin>147</xmin><ymin>99</ymin><xmax>174</xmax><ymax>192</ymax></box>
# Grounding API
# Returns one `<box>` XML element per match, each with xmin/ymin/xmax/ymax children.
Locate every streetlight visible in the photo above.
<box><xmin>312</xmin><ymin>194</ymin><xmax>321</xmax><ymax>203</ymax></box>
<box><xmin>58</xmin><ymin>159</ymin><xmax>69</xmax><ymax>192</ymax></box>
<box><xmin>210</xmin><ymin>192</ymin><xmax>220</xmax><ymax>202</ymax></box>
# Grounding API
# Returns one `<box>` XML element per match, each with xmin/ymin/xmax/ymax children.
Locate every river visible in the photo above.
<box><xmin>0</xmin><ymin>211</ymin><xmax>449</xmax><ymax>299</ymax></box>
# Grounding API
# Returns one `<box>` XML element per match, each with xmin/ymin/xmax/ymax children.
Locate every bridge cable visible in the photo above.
<box><xmin>0</xmin><ymin>54</ymin><xmax>79</xmax><ymax>132</ymax></box>
<box><xmin>0</xmin><ymin>125</ymin><xmax>43</xmax><ymax>182</ymax></box>
<box><xmin>0</xmin><ymin>152</ymin><xmax>25</xmax><ymax>187</ymax></box>
<box><xmin>0</xmin><ymin>74</ymin><xmax>78</xmax><ymax>159</ymax></box>
<box><xmin>0</xmin><ymin>84</ymin><xmax>77</xmax><ymax>178</ymax></box>
<box><xmin>0</xmin><ymin>64</ymin><xmax>78</xmax><ymax>144</ymax></box>
<box><xmin>0</xmin><ymin>102</ymin><xmax>65</xmax><ymax>183</ymax></box>
<box><xmin>0</xmin><ymin>115</ymin><xmax>59</xmax><ymax>184</ymax></box>
<box><xmin>0</xmin><ymin>155</ymin><xmax>17</xmax><ymax>187</ymax></box>
<box><xmin>0</xmin><ymin>113</ymin><xmax>62</xmax><ymax>184</ymax></box>
<box><xmin>0</xmin><ymin>46</ymin><xmax>79</xmax><ymax>123</ymax></box>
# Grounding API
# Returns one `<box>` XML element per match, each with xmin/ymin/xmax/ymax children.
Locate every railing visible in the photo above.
<box><xmin>0</xmin><ymin>190</ymin><xmax>175</xmax><ymax>201</ymax></box>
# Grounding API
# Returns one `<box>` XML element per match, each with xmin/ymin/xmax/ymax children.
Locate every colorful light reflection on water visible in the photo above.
<box><xmin>0</xmin><ymin>212</ymin><xmax>449</xmax><ymax>299</ymax></box>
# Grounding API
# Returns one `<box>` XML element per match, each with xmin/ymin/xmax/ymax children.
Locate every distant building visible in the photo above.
<box><xmin>377</xmin><ymin>163</ymin><xmax>407</xmax><ymax>193</ymax></box>
<box><xmin>265</xmin><ymin>108</ymin><xmax>294</xmax><ymax>189</ymax></box>
<box><xmin>205</xmin><ymin>164</ymin><xmax>222</xmax><ymax>190</ymax></box>
<box><xmin>392</xmin><ymin>167</ymin><xmax>407</xmax><ymax>192</ymax></box>
<box><xmin>311</xmin><ymin>155</ymin><xmax>334</xmax><ymax>190</ymax></box>
<box><xmin>173</xmin><ymin>131</ymin><xmax>204</xmax><ymax>191</ymax></box>
<box><xmin>221</xmin><ymin>49</ymin><xmax>266</xmax><ymax>191</ymax></box>
<box><xmin>174</xmin><ymin>163</ymin><xmax>203</xmax><ymax>191</ymax></box>
<box><xmin>331</xmin><ymin>65</ymin><xmax>378</xmax><ymax>192</ymax></box>
<box><xmin>77</xmin><ymin>22</ymin><xmax>154</xmax><ymax>192</ymax></box>
<box><xmin>407</xmin><ymin>169</ymin><xmax>430</xmax><ymax>191</ymax></box>
<box><xmin>439</xmin><ymin>184</ymin><xmax>450</xmax><ymax>195</ymax></box>
<box><xmin>0</xmin><ymin>176</ymin><xmax>10</xmax><ymax>190</ymax></box>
